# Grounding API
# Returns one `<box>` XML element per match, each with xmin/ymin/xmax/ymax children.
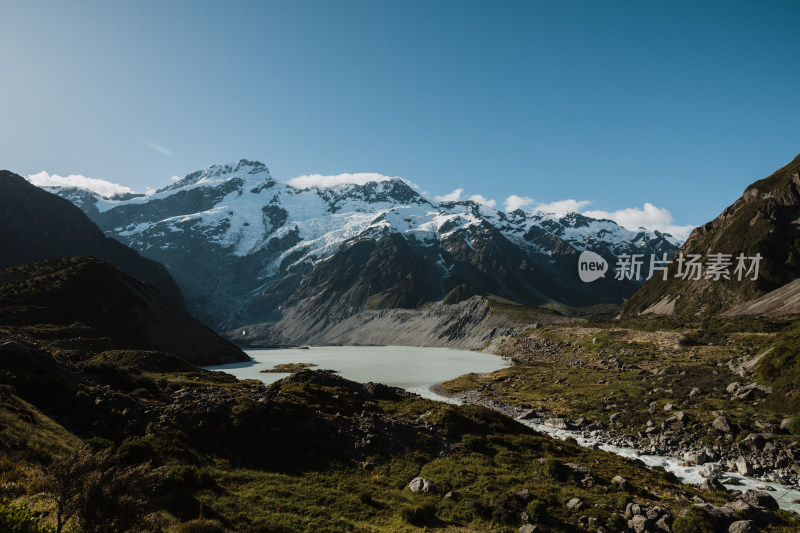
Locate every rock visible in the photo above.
<box><xmin>656</xmin><ymin>515</ymin><xmax>673</xmax><ymax>531</ymax></box>
<box><xmin>516</xmin><ymin>488</ymin><xmax>533</xmax><ymax>503</ymax></box>
<box><xmin>566</xmin><ymin>497</ymin><xmax>585</xmax><ymax>511</ymax></box>
<box><xmin>699</xmin><ymin>477</ymin><xmax>727</xmax><ymax>492</ymax></box>
<box><xmin>519</xmin><ymin>525</ymin><xmax>538</xmax><ymax>533</ymax></box>
<box><xmin>727</xmin><ymin>382</ymin><xmax>742</xmax><ymax>393</ymax></box>
<box><xmin>724</xmin><ymin>500</ymin><xmax>755</xmax><ymax>518</ymax></box>
<box><xmin>684</xmin><ymin>450</ymin><xmax>708</xmax><ymax>465</ymax></box>
<box><xmin>628</xmin><ymin>515</ymin><xmax>650</xmax><ymax>533</ymax></box>
<box><xmin>408</xmin><ymin>477</ymin><xmax>436</xmax><ymax>493</ymax></box>
<box><xmin>689</xmin><ymin>387</ymin><xmax>702</xmax><ymax>398</ymax></box>
<box><xmin>691</xmin><ymin>503</ymin><xmax>735</xmax><ymax>526</ymax></box>
<box><xmin>736</xmin><ymin>456</ymin><xmax>754</xmax><ymax>476</ymax></box>
<box><xmin>713</xmin><ymin>415</ymin><xmax>733</xmax><ymax>433</ymax></box>
<box><xmin>544</xmin><ymin>418</ymin><xmax>571</xmax><ymax>429</ymax></box>
<box><xmin>609</xmin><ymin>413</ymin><xmax>621</xmax><ymax>423</ymax></box>
<box><xmin>780</xmin><ymin>418</ymin><xmax>792</xmax><ymax>431</ymax></box>
<box><xmin>663</xmin><ymin>411</ymin><xmax>688</xmax><ymax>430</ymax></box>
<box><xmin>739</xmin><ymin>489</ymin><xmax>779</xmax><ymax>511</ymax></box>
<box><xmin>729</xmin><ymin>521</ymin><xmax>758</xmax><ymax>533</ymax></box>
<box><xmin>625</xmin><ymin>502</ymin><xmax>642</xmax><ymax>518</ymax></box>
<box><xmin>663</xmin><ymin>403</ymin><xmax>674</xmax><ymax>411</ymax></box>
<box><xmin>612</xmin><ymin>475</ymin><xmax>634</xmax><ymax>492</ymax></box>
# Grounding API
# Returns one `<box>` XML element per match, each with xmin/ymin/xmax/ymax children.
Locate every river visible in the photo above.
<box><xmin>205</xmin><ymin>345</ymin><xmax>800</xmax><ymax>515</ymax></box>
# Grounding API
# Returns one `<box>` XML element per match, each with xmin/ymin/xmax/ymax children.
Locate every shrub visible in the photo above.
<box><xmin>542</xmin><ymin>458</ymin><xmax>563</xmax><ymax>480</ymax></box>
<box><xmin>526</xmin><ymin>499</ymin><xmax>547</xmax><ymax>523</ymax></box>
<box><xmin>116</xmin><ymin>439</ymin><xmax>155</xmax><ymax>465</ymax></box>
<box><xmin>164</xmin><ymin>465</ymin><xmax>215</xmax><ymax>489</ymax></box>
<box><xmin>672</xmin><ymin>506</ymin><xmax>715</xmax><ymax>533</ymax></box>
<box><xmin>0</xmin><ymin>499</ymin><xmax>54</xmax><ymax>533</ymax></box>
<box><xmin>788</xmin><ymin>417</ymin><xmax>800</xmax><ymax>435</ymax></box>
<box><xmin>399</xmin><ymin>502</ymin><xmax>436</xmax><ymax>525</ymax></box>
<box><xmin>84</xmin><ymin>437</ymin><xmax>114</xmax><ymax>452</ymax></box>
<box><xmin>605</xmin><ymin>512</ymin><xmax>627</xmax><ymax>531</ymax></box>
<box><xmin>490</xmin><ymin>493</ymin><xmax>521</xmax><ymax>524</ymax></box>
<box><xmin>176</xmin><ymin>519</ymin><xmax>227</xmax><ymax>533</ymax></box>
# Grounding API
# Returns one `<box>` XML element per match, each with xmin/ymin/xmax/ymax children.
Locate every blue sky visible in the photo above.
<box><xmin>2</xmin><ymin>1</ymin><xmax>799</xmax><ymax>239</ymax></box>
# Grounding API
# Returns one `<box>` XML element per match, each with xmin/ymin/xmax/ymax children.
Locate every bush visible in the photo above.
<box><xmin>542</xmin><ymin>458</ymin><xmax>563</xmax><ymax>480</ymax></box>
<box><xmin>164</xmin><ymin>465</ymin><xmax>214</xmax><ymax>489</ymax></box>
<box><xmin>84</xmin><ymin>437</ymin><xmax>114</xmax><ymax>452</ymax></box>
<box><xmin>466</xmin><ymin>500</ymin><xmax>491</xmax><ymax>519</ymax></box>
<box><xmin>788</xmin><ymin>417</ymin><xmax>800</xmax><ymax>435</ymax></box>
<box><xmin>116</xmin><ymin>439</ymin><xmax>155</xmax><ymax>465</ymax></box>
<box><xmin>672</xmin><ymin>506</ymin><xmax>715</xmax><ymax>533</ymax></box>
<box><xmin>490</xmin><ymin>493</ymin><xmax>521</xmax><ymax>524</ymax></box>
<box><xmin>605</xmin><ymin>512</ymin><xmax>627</xmax><ymax>531</ymax></box>
<box><xmin>0</xmin><ymin>499</ymin><xmax>55</xmax><ymax>533</ymax></box>
<box><xmin>176</xmin><ymin>519</ymin><xmax>227</xmax><ymax>533</ymax></box>
<box><xmin>357</xmin><ymin>489</ymin><xmax>373</xmax><ymax>505</ymax></box>
<box><xmin>399</xmin><ymin>502</ymin><xmax>436</xmax><ymax>525</ymax></box>
<box><xmin>615</xmin><ymin>493</ymin><xmax>631</xmax><ymax>509</ymax></box>
<box><xmin>526</xmin><ymin>499</ymin><xmax>547</xmax><ymax>523</ymax></box>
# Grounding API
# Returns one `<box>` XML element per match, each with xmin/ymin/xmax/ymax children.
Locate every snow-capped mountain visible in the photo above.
<box><xmin>46</xmin><ymin>159</ymin><xmax>681</xmax><ymax>335</ymax></box>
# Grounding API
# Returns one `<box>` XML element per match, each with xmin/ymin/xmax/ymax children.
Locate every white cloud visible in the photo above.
<box><xmin>170</xmin><ymin>175</ymin><xmax>181</xmax><ymax>182</ymax></box>
<box><xmin>468</xmin><ymin>194</ymin><xmax>497</xmax><ymax>208</ymax></box>
<box><xmin>535</xmin><ymin>199</ymin><xmax>592</xmax><ymax>217</ymax></box>
<box><xmin>287</xmin><ymin>172</ymin><xmax>404</xmax><ymax>189</ymax></box>
<box><xmin>27</xmin><ymin>171</ymin><xmax>135</xmax><ymax>198</ymax></box>
<box><xmin>582</xmin><ymin>202</ymin><xmax>694</xmax><ymax>240</ymax></box>
<box><xmin>433</xmin><ymin>188</ymin><xmax>463</xmax><ymax>202</ymax></box>
<box><xmin>503</xmin><ymin>194</ymin><xmax>535</xmax><ymax>212</ymax></box>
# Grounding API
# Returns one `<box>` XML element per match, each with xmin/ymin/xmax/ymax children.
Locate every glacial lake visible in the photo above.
<box><xmin>205</xmin><ymin>345</ymin><xmax>507</xmax><ymax>401</ymax></box>
<box><xmin>207</xmin><ymin>345</ymin><xmax>800</xmax><ymax>515</ymax></box>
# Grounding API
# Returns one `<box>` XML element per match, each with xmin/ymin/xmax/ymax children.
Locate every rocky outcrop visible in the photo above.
<box><xmin>624</xmin><ymin>152</ymin><xmax>800</xmax><ymax>316</ymax></box>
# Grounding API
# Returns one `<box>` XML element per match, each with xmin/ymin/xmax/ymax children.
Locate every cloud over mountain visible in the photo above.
<box><xmin>26</xmin><ymin>171</ymin><xmax>135</xmax><ymax>198</ymax></box>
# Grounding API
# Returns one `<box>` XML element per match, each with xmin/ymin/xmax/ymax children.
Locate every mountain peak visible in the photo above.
<box><xmin>158</xmin><ymin>159</ymin><xmax>272</xmax><ymax>193</ymax></box>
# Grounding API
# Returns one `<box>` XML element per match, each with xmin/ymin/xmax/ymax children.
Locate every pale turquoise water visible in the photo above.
<box><xmin>204</xmin><ymin>345</ymin><xmax>507</xmax><ymax>401</ymax></box>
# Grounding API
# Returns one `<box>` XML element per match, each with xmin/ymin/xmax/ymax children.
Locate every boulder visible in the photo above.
<box><xmin>727</xmin><ymin>382</ymin><xmax>742</xmax><ymax>393</ymax></box>
<box><xmin>713</xmin><ymin>415</ymin><xmax>732</xmax><ymax>433</ymax></box>
<box><xmin>728</xmin><ymin>521</ymin><xmax>757</xmax><ymax>533</ymax></box>
<box><xmin>408</xmin><ymin>477</ymin><xmax>436</xmax><ymax>493</ymax></box>
<box><xmin>612</xmin><ymin>475</ymin><xmax>634</xmax><ymax>492</ymax></box>
<box><xmin>699</xmin><ymin>477</ymin><xmax>727</xmax><ymax>492</ymax></box>
<box><xmin>519</xmin><ymin>525</ymin><xmax>538</xmax><ymax>533</ymax></box>
<box><xmin>684</xmin><ymin>450</ymin><xmax>708</xmax><ymax>465</ymax></box>
<box><xmin>628</xmin><ymin>515</ymin><xmax>650</xmax><ymax>533</ymax></box>
<box><xmin>735</xmin><ymin>456</ymin><xmax>753</xmax><ymax>476</ymax></box>
<box><xmin>516</xmin><ymin>488</ymin><xmax>533</xmax><ymax>503</ymax></box>
<box><xmin>544</xmin><ymin>418</ymin><xmax>571</xmax><ymax>429</ymax></box>
<box><xmin>739</xmin><ymin>489</ymin><xmax>779</xmax><ymax>511</ymax></box>
<box><xmin>565</xmin><ymin>497</ymin><xmax>585</xmax><ymax>511</ymax></box>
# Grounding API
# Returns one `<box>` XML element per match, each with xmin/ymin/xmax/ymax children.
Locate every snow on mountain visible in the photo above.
<box><xmin>45</xmin><ymin>159</ymin><xmax>681</xmax><ymax>331</ymax></box>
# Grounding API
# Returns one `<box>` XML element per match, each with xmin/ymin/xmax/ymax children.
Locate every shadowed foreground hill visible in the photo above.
<box><xmin>623</xmin><ymin>152</ymin><xmax>800</xmax><ymax>316</ymax></box>
<box><xmin>0</xmin><ymin>170</ymin><xmax>185</xmax><ymax>308</ymax></box>
<box><xmin>0</xmin><ymin>257</ymin><xmax>246</xmax><ymax>365</ymax></box>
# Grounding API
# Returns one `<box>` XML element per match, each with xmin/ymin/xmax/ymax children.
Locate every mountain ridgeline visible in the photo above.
<box><xmin>48</xmin><ymin>160</ymin><xmax>680</xmax><ymax>343</ymax></box>
<box><xmin>623</xmin><ymin>153</ymin><xmax>800</xmax><ymax>316</ymax></box>
<box><xmin>0</xmin><ymin>170</ymin><xmax>184</xmax><ymax>307</ymax></box>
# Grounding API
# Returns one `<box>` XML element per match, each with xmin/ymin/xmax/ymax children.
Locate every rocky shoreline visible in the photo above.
<box><xmin>431</xmin><ymin>385</ymin><xmax>800</xmax><ymax>493</ymax></box>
